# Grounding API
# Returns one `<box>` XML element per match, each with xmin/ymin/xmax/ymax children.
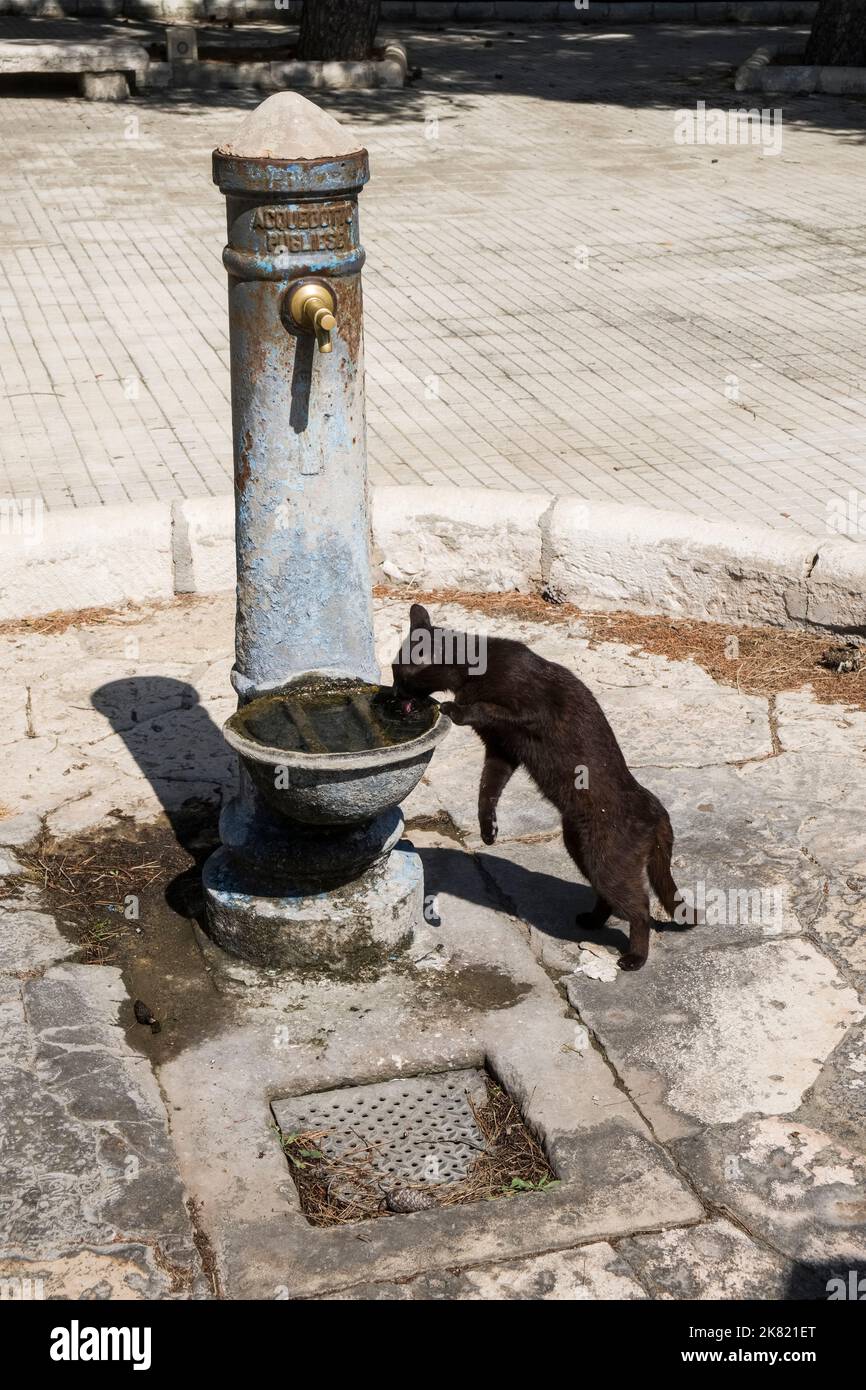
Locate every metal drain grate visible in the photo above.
<box><xmin>273</xmin><ymin>1068</ymin><xmax>490</xmax><ymax>1193</ymax></box>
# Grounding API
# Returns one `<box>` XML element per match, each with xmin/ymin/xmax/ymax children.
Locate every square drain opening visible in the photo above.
<box><xmin>272</xmin><ymin>1069</ymin><xmax>557</xmax><ymax>1225</ymax></box>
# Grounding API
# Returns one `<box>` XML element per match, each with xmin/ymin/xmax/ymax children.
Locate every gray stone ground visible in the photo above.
<box><xmin>1</xmin><ymin>18</ymin><xmax>865</xmax><ymax>533</ymax></box>
<box><xmin>1</xmin><ymin>593</ymin><xmax>864</xmax><ymax>1299</ymax></box>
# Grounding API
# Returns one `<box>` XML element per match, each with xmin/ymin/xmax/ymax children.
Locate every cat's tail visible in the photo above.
<box><xmin>647</xmin><ymin>812</ymin><xmax>699</xmax><ymax>928</ymax></box>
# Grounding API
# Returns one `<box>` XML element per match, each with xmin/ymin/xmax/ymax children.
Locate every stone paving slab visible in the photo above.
<box><xmin>0</xmin><ymin>961</ymin><xmax>204</xmax><ymax>1298</ymax></box>
<box><xmin>566</xmin><ymin>939</ymin><xmax>863</xmax><ymax>1139</ymax></box>
<box><xmin>618</xmin><ymin>1218</ymin><xmax>793</xmax><ymax>1299</ymax></box>
<box><xmin>674</xmin><ymin>1116</ymin><xmax>866</xmax><ymax>1267</ymax></box>
<box><xmin>0</xmin><ymin>21</ymin><xmax>864</xmax><ymax>535</ymax></box>
<box><xmin>1</xmin><ymin>592</ymin><xmax>864</xmax><ymax>1298</ymax></box>
<box><xmin>322</xmin><ymin>1241</ymin><xmax>650</xmax><ymax>1300</ymax></box>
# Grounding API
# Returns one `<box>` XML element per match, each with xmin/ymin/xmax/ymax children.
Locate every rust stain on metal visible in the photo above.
<box><xmin>237</xmin><ymin>429</ymin><xmax>253</xmax><ymax>493</ymax></box>
<box><xmin>339</xmin><ymin>281</ymin><xmax>363</xmax><ymax>362</ymax></box>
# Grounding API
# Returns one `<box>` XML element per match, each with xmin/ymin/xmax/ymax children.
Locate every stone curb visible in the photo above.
<box><xmin>1</xmin><ymin>487</ymin><xmax>863</xmax><ymax>635</ymax></box>
<box><xmin>735</xmin><ymin>44</ymin><xmax>866</xmax><ymax>93</ymax></box>
<box><xmin>0</xmin><ymin>500</ymin><xmax>174</xmax><ymax>620</ymax></box>
<box><xmin>142</xmin><ymin>40</ymin><xmax>410</xmax><ymax>93</ymax></box>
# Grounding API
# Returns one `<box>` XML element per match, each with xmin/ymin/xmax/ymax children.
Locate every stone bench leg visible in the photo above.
<box><xmin>79</xmin><ymin>71</ymin><xmax>129</xmax><ymax>101</ymax></box>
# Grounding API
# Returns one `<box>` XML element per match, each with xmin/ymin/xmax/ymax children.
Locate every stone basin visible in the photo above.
<box><xmin>222</xmin><ymin>677</ymin><xmax>451</xmax><ymax>828</ymax></box>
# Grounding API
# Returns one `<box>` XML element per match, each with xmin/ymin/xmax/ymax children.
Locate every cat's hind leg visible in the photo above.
<box><xmin>478</xmin><ymin>736</ymin><xmax>518</xmax><ymax>845</ymax></box>
<box><xmin>601</xmin><ymin>871</ymin><xmax>652</xmax><ymax>971</ymax></box>
<box><xmin>562</xmin><ymin>816</ymin><xmax>612</xmax><ymax>931</ymax></box>
<box><xmin>568</xmin><ymin>816</ymin><xmax>653</xmax><ymax>970</ymax></box>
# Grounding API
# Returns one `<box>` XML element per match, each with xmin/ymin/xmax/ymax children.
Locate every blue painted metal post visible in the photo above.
<box><xmin>212</xmin><ymin>94</ymin><xmax>376</xmax><ymax>699</ymax></box>
<box><xmin>203</xmin><ymin>93</ymin><xmax>424</xmax><ymax>972</ymax></box>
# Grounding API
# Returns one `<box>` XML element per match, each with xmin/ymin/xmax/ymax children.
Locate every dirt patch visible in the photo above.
<box><xmin>278</xmin><ymin>1075</ymin><xmax>557</xmax><ymax>1228</ymax></box>
<box><xmin>422</xmin><ymin>961</ymin><xmax>532</xmax><ymax>1013</ymax></box>
<box><xmin>0</xmin><ymin>593</ymin><xmax>201</xmax><ymax>640</ymax></box>
<box><xmin>8</xmin><ymin>804</ymin><xmax>232</xmax><ymax>1063</ymax></box>
<box><xmin>404</xmin><ymin>810</ymin><xmax>464</xmax><ymax>844</ymax></box>
<box><xmin>185</xmin><ymin>1198</ymin><xmax>221</xmax><ymax>1299</ymax></box>
<box><xmin>378</xmin><ymin>586</ymin><xmax>866</xmax><ymax>712</ymax></box>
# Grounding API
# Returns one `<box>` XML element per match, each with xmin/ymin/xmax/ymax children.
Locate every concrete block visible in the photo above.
<box><xmin>732</xmin><ymin>1</ymin><xmax>782</xmax><ymax>19</ymax></box>
<box><xmin>172</xmin><ymin>495</ymin><xmax>235</xmax><ymax>595</ymax></box>
<box><xmin>777</xmin><ymin>0</ymin><xmax>817</xmax><ymax>16</ymax></box>
<box><xmin>381</xmin><ymin>39</ymin><xmax>410</xmax><ymax>75</ymax></box>
<box><xmin>547</xmin><ymin>498</ymin><xmax>820</xmax><ymax>629</ymax></box>
<box><xmin>372</xmin><ymin>484</ymin><xmax>551</xmax><ymax>592</ymax></box>
<box><xmin>768</xmin><ymin>64</ymin><xmax>820</xmax><ymax>93</ymax></box>
<box><xmin>0</xmin><ymin>501</ymin><xmax>173</xmax><ymax>621</ymax></box>
<box><xmin>80</xmin><ymin>70</ymin><xmax>129</xmax><ymax>99</ymax></box>
<box><xmin>456</xmin><ymin>2</ymin><xmax>496</xmax><ymax>19</ymax></box>
<box><xmin>417</xmin><ymin>1</ymin><xmax>456</xmax><ymax>19</ymax></box>
<box><xmin>137</xmin><ymin>59</ymin><xmax>171</xmax><ymax>88</ymax></box>
<box><xmin>0</xmin><ymin>39</ymin><xmax>147</xmax><ymax>76</ymax></box>
<box><xmin>167</xmin><ymin>24</ymin><xmax>197</xmax><ymax>65</ymax></box>
<box><xmin>495</xmin><ymin>1</ymin><xmax>558</xmax><ymax>17</ymax></box>
<box><xmin>734</xmin><ymin>43</ymin><xmax>777</xmax><ymax>92</ymax></box>
<box><xmin>608</xmin><ymin>2</ymin><xmax>651</xmax><ymax>19</ymax></box>
<box><xmin>804</xmin><ymin>539</ymin><xmax>866</xmax><ymax>633</ymax></box>
<box><xmin>654</xmin><ymin>2</ymin><xmax>696</xmax><ymax>19</ymax></box>
<box><xmin>380</xmin><ymin>2</ymin><xmax>418</xmax><ymax>19</ymax></box>
<box><xmin>818</xmin><ymin>65</ymin><xmax>866</xmax><ymax>94</ymax></box>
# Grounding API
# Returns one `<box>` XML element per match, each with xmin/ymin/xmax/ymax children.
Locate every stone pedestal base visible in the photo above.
<box><xmin>202</xmin><ymin>843</ymin><xmax>423</xmax><ymax>975</ymax></box>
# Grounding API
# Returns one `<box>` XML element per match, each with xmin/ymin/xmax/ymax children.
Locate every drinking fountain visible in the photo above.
<box><xmin>203</xmin><ymin>93</ymin><xmax>449</xmax><ymax>973</ymax></box>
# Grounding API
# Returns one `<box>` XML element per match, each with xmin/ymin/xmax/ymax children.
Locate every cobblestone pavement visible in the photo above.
<box><xmin>1</xmin><ymin>19</ymin><xmax>865</xmax><ymax>532</ymax></box>
<box><xmin>1</xmin><ymin>594</ymin><xmax>864</xmax><ymax>1297</ymax></box>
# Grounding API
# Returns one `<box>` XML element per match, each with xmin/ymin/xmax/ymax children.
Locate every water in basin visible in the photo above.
<box><xmin>235</xmin><ymin>680</ymin><xmax>438</xmax><ymax>755</ymax></box>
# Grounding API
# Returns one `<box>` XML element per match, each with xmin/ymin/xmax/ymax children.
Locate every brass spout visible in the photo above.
<box><xmin>288</xmin><ymin>281</ymin><xmax>337</xmax><ymax>353</ymax></box>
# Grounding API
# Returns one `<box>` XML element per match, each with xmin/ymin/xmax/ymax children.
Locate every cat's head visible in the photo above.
<box><xmin>391</xmin><ymin>603</ymin><xmax>448</xmax><ymax>701</ymax></box>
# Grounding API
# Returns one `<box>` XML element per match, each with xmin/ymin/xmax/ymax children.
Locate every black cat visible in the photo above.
<box><xmin>391</xmin><ymin>604</ymin><xmax>697</xmax><ymax>970</ymax></box>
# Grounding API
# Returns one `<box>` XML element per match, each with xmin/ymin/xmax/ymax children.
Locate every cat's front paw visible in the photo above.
<box><xmin>479</xmin><ymin>813</ymin><xmax>498</xmax><ymax>845</ymax></box>
<box><xmin>618</xmin><ymin>951</ymin><xmax>647</xmax><ymax>972</ymax></box>
<box><xmin>439</xmin><ymin>701</ymin><xmax>463</xmax><ymax>724</ymax></box>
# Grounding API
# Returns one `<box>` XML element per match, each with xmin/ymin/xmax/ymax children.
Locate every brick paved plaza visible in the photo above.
<box><xmin>1</xmin><ymin>18</ymin><xmax>865</xmax><ymax>532</ymax></box>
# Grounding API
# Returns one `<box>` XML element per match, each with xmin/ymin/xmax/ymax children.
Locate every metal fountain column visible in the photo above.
<box><xmin>212</xmin><ymin>92</ymin><xmax>376</xmax><ymax>698</ymax></box>
<box><xmin>203</xmin><ymin>93</ymin><xmax>427</xmax><ymax>973</ymax></box>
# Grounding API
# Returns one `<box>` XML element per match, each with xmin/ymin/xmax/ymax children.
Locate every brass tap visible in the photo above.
<box><xmin>287</xmin><ymin>281</ymin><xmax>337</xmax><ymax>354</ymax></box>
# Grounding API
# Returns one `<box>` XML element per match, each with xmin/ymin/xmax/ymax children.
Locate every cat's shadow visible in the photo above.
<box><xmin>417</xmin><ymin>843</ymin><xmax>635</xmax><ymax>953</ymax></box>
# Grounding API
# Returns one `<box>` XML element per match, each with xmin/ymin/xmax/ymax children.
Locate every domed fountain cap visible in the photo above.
<box><xmin>213</xmin><ymin>92</ymin><xmax>369</xmax><ymax>197</ymax></box>
<box><xmin>220</xmin><ymin>92</ymin><xmax>364</xmax><ymax>159</ymax></box>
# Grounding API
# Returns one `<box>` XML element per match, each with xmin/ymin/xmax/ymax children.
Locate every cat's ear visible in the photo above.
<box><xmin>409</xmin><ymin>603</ymin><xmax>432</xmax><ymax>631</ymax></box>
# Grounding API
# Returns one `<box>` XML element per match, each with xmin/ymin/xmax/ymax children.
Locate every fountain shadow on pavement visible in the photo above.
<box><xmin>90</xmin><ymin>676</ymin><xmax>234</xmax><ymax>924</ymax></box>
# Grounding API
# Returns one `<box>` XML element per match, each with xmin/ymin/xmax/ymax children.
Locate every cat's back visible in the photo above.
<box><xmin>484</xmin><ymin>637</ymin><xmax>603</xmax><ymax>720</ymax></box>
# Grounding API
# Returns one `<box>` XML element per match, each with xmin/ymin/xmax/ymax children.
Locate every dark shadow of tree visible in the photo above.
<box><xmin>2</xmin><ymin>15</ymin><xmax>864</xmax><ymax>143</ymax></box>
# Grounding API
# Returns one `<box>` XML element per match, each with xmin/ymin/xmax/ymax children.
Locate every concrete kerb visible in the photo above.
<box><xmin>153</xmin><ymin>40</ymin><xmax>410</xmax><ymax>94</ymax></box>
<box><xmin>735</xmin><ymin>44</ymin><xmax>866</xmax><ymax>94</ymax></box>
<box><xmin>0</xmin><ymin>36</ymin><xmax>410</xmax><ymax>96</ymax></box>
<box><xmin>0</xmin><ymin>486</ymin><xmax>862</xmax><ymax>635</ymax></box>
